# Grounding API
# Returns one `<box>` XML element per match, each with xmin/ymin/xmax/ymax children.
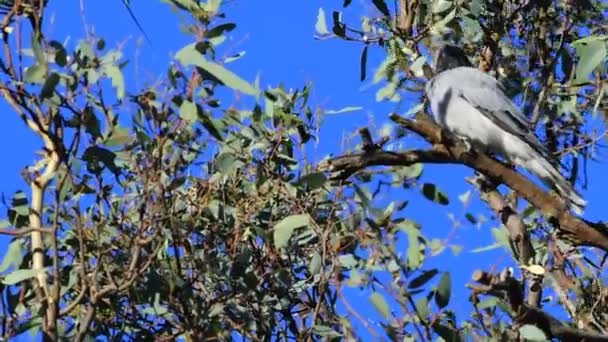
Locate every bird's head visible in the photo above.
<box><xmin>434</xmin><ymin>45</ymin><xmax>473</xmax><ymax>73</ymax></box>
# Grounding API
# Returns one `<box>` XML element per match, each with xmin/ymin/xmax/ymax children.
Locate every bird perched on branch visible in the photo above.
<box><xmin>424</xmin><ymin>45</ymin><xmax>586</xmax><ymax>214</ymax></box>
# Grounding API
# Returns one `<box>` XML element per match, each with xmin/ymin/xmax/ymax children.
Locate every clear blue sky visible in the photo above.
<box><xmin>0</xmin><ymin>0</ymin><xmax>605</xmax><ymax>340</ymax></box>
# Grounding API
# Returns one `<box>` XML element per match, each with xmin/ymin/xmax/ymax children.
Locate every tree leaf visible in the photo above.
<box><xmin>421</xmin><ymin>183</ymin><xmax>449</xmax><ymax>205</ymax></box>
<box><xmin>273</xmin><ymin>214</ymin><xmax>310</xmax><ymax>249</ymax></box>
<box><xmin>0</xmin><ymin>240</ymin><xmax>25</xmax><ymax>273</ymax></box>
<box><xmin>325</xmin><ymin>106</ymin><xmax>363</xmax><ymax>115</ymax></box>
<box><xmin>315</xmin><ymin>8</ymin><xmax>330</xmax><ymax>36</ymax></box>
<box><xmin>105</xmin><ymin>65</ymin><xmax>125</xmax><ymax>100</ymax></box>
<box><xmin>39</xmin><ymin>72</ymin><xmax>60</xmax><ymax>100</ymax></box>
<box><xmin>179</xmin><ymin>100</ymin><xmax>198</xmax><ymax>123</ymax></box>
<box><xmin>309</xmin><ymin>251</ymin><xmax>322</xmax><ymax>275</ymax></box>
<box><xmin>573</xmin><ymin>37</ymin><xmax>607</xmax><ymax>85</ymax></box>
<box><xmin>372</xmin><ymin>0</ymin><xmax>390</xmax><ymax>16</ymax></box>
<box><xmin>176</xmin><ymin>44</ymin><xmax>257</xmax><ymax>95</ymax></box>
<box><xmin>360</xmin><ymin>45</ymin><xmax>368</xmax><ymax>81</ymax></box>
<box><xmin>435</xmin><ymin>272</ymin><xmax>451</xmax><ymax>309</ymax></box>
<box><xmin>49</xmin><ymin>40</ymin><xmax>67</xmax><ymax>66</ymax></box>
<box><xmin>332</xmin><ymin>11</ymin><xmax>346</xmax><ymax>37</ymax></box>
<box><xmin>206</xmin><ymin>23</ymin><xmax>236</xmax><ymax>39</ymax></box>
<box><xmin>415</xmin><ymin>296</ymin><xmax>430</xmax><ymax>321</ymax></box>
<box><xmin>299</xmin><ymin>172</ymin><xmax>327</xmax><ymax>190</ymax></box>
<box><xmin>432</xmin><ymin>0</ymin><xmax>453</xmax><ymax>13</ymax></box>
<box><xmin>408</xmin><ymin>269</ymin><xmax>439</xmax><ymax>289</ymax></box>
<box><xmin>3</xmin><ymin>268</ymin><xmax>45</xmax><ymax>285</ymax></box>
<box><xmin>369</xmin><ymin>292</ymin><xmax>390</xmax><ymax>319</ymax></box>
<box><xmin>518</xmin><ymin>324</ymin><xmax>548</xmax><ymax>341</ymax></box>
<box><xmin>312</xmin><ymin>325</ymin><xmax>342</xmax><ymax>337</ymax></box>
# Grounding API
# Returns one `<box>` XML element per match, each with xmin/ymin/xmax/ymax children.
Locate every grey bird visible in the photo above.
<box><xmin>425</xmin><ymin>45</ymin><xmax>586</xmax><ymax>214</ymax></box>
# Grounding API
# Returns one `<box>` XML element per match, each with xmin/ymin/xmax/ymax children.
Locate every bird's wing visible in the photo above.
<box><xmin>436</xmin><ymin>67</ymin><xmax>554</xmax><ymax>160</ymax></box>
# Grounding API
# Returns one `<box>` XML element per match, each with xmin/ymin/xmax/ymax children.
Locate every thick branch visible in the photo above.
<box><xmin>323</xmin><ymin>114</ymin><xmax>608</xmax><ymax>251</ymax></box>
<box><xmin>470</xmin><ymin>270</ymin><xmax>608</xmax><ymax>341</ymax></box>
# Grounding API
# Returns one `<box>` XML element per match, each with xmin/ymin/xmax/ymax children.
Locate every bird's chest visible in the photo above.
<box><xmin>430</xmin><ymin>89</ymin><xmax>504</xmax><ymax>153</ymax></box>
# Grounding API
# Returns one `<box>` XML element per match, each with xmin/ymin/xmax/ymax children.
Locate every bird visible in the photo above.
<box><xmin>424</xmin><ymin>44</ymin><xmax>586</xmax><ymax>214</ymax></box>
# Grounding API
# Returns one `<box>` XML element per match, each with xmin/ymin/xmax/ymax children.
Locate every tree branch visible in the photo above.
<box><xmin>322</xmin><ymin>114</ymin><xmax>608</xmax><ymax>251</ymax></box>
<box><xmin>469</xmin><ymin>269</ymin><xmax>608</xmax><ymax>341</ymax></box>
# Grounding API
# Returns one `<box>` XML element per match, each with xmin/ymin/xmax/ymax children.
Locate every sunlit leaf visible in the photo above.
<box><xmin>0</xmin><ymin>240</ymin><xmax>24</xmax><ymax>273</ymax></box>
<box><xmin>315</xmin><ymin>8</ymin><xmax>330</xmax><ymax>36</ymax></box>
<box><xmin>176</xmin><ymin>44</ymin><xmax>257</xmax><ymax>95</ymax></box>
<box><xmin>572</xmin><ymin>36</ymin><xmax>607</xmax><ymax>85</ymax></box>
<box><xmin>325</xmin><ymin>106</ymin><xmax>363</xmax><ymax>115</ymax></box>
<box><xmin>518</xmin><ymin>325</ymin><xmax>548</xmax><ymax>341</ymax></box>
<box><xmin>3</xmin><ymin>268</ymin><xmax>46</xmax><ymax>285</ymax></box>
<box><xmin>369</xmin><ymin>292</ymin><xmax>390</xmax><ymax>319</ymax></box>
<box><xmin>273</xmin><ymin>214</ymin><xmax>310</xmax><ymax>249</ymax></box>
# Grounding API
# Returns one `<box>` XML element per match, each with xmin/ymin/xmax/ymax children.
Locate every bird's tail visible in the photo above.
<box><xmin>524</xmin><ymin>151</ymin><xmax>586</xmax><ymax>214</ymax></box>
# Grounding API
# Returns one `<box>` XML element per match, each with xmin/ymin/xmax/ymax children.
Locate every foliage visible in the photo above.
<box><xmin>0</xmin><ymin>0</ymin><xmax>606</xmax><ymax>341</ymax></box>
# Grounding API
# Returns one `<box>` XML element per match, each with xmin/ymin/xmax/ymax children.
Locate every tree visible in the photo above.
<box><xmin>0</xmin><ymin>0</ymin><xmax>606</xmax><ymax>341</ymax></box>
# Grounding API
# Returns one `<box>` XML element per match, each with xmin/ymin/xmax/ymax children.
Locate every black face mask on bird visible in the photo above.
<box><xmin>434</xmin><ymin>45</ymin><xmax>473</xmax><ymax>74</ymax></box>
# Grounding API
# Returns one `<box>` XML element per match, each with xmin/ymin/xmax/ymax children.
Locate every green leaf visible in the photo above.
<box><xmin>312</xmin><ymin>325</ymin><xmax>342</xmax><ymax>337</ymax></box>
<box><xmin>49</xmin><ymin>41</ymin><xmax>67</xmax><ymax>66</ymax></box>
<box><xmin>215</xmin><ymin>152</ymin><xmax>243</xmax><ymax>175</ymax></box>
<box><xmin>39</xmin><ymin>73</ymin><xmax>60</xmax><ymax>100</ymax></box>
<box><xmin>315</xmin><ymin>8</ymin><xmax>330</xmax><ymax>36</ymax></box>
<box><xmin>176</xmin><ymin>44</ymin><xmax>257</xmax><ymax>95</ymax></box>
<box><xmin>309</xmin><ymin>251</ymin><xmax>322</xmax><ymax>275</ymax></box>
<box><xmin>408</xmin><ymin>269</ymin><xmax>439</xmax><ymax>289</ymax></box>
<box><xmin>3</xmin><ymin>268</ymin><xmax>46</xmax><ymax>285</ymax></box>
<box><xmin>179</xmin><ymin>100</ymin><xmax>198</xmax><ymax>122</ymax></box>
<box><xmin>369</xmin><ymin>292</ymin><xmax>390</xmax><ymax>319</ymax></box>
<box><xmin>421</xmin><ymin>183</ymin><xmax>449</xmax><ymax>205</ymax></box>
<box><xmin>435</xmin><ymin>272</ymin><xmax>451</xmax><ymax>308</ymax></box>
<box><xmin>299</xmin><ymin>172</ymin><xmax>327</xmax><ymax>190</ymax></box>
<box><xmin>82</xmin><ymin>146</ymin><xmax>121</xmax><ymax>176</ymax></box>
<box><xmin>325</xmin><ymin>106</ymin><xmax>363</xmax><ymax>115</ymax></box>
<box><xmin>432</xmin><ymin>0</ymin><xmax>453</xmax><ymax>13</ymax></box>
<box><xmin>430</xmin><ymin>8</ymin><xmax>456</xmax><ymax>34</ymax></box>
<box><xmin>0</xmin><ymin>239</ymin><xmax>24</xmax><ymax>273</ymax></box>
<box><xmin>360</xmin><ymin>45</ymin><xmax>368</xmax><ymax>81</ymax></box>
<box><xmin>518</xmin><ymin>325</ymin><xmax>548</xmax><ymax>341</ymax></box>
<box><xmin>273</xmin><ymin>214</ymin><xmax>310</xmax><ymax>249</ymax></box>
<box><xmin>105</xmin><ymin>65</ymin><xmax>125</xmax><ymax>100</ymax></box>
<box><xmin>573</xmin><ymin>37</ymin><xmax>607</xmax><ymax>85</ymax></box>
<box><xmin>372</xmin><ymin>0</ymin><xmax>390</xmax><ymax>16</ymax></box>
<box><xmin>338</xmin><ymin>254</ymin><xmax>358</xmax><ymax>268</ymax></box>
<box><xmin>206</xmin><ymin>23</ymin><xmax>236</xmax><ymax>39</ymax></box>
<box><xmin>24</xmin><ymin>64</ymin><xmax>47</xmax><ymax>84</ymax></box>
<box><xmin>415</xmin><ymin>296</ymin><xmax>430</xmax><ymax>321</ymax></box>
<box><xmin>491</xmin><ymin>226</ymin><xmax>510</xmax><ymax>249</ymax></box>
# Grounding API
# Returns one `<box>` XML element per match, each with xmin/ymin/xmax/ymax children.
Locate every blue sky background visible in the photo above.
<box><xmin>0</xmin><ymin>0</ymin><xmax>605</xmax><ymax>340</ymax></box>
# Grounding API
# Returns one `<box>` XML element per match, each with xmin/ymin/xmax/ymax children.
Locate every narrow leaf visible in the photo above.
<box><xmin>315</xmin><ymin>8</ymin><xmax>330</xmax><ymax>35</ymax></box>
<box><xmin>3</xmin><ymin>268</ymin><xmax>45</xmax><ymax>285</ymax></box>
<box><xmin>372</xmin><ymin>0</ymin><xmax>390</xmax><ymax>16</ymax></box>
<box><xmin>176</xmin><ymin>44</ymin><xmax>257</xmax><ymax>95</ymax></box>
<box><xmin>408</xmin><ymin>269</ymin><xmax>439</xmax><ymax>289</ymax></box>
<box><xmin>369</xmin><ymin>292</ymin><xmax>390</xmax><ymax>319</ymax></box>
<box><xmin>360</xmin><ymin>45</ymin><xmax>368</xmax><ymax>81</ymax></box>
